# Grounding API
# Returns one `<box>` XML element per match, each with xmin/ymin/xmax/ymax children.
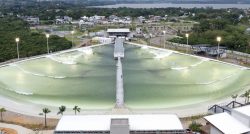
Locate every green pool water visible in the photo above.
<box><xmin>0</xmin><ymin>44</ymin><xmax>249</xmax><ymax>109</ymax></box>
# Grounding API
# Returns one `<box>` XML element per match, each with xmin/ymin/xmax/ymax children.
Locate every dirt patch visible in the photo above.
<box><xmin>0</xmin><ymin>110</ymin><xmax>58</xmax><ymax>130</ymax></box>
<box><xmin>0</xmin><ymin>127</ymin><xmax>18</xmax><ymax>134</ymax></box>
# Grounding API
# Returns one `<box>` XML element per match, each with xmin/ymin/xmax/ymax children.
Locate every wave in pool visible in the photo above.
<box><xmin>13</xmin><ymin>64</ymin><xmax>67</xmax><ymax>79</ymax></box>
<box><xmin>171</xmin><ymin>58</ymin><xmax>209</xmax><ymax>70</ymax></box>
<box><xmin>78</xmin><ymin>47</ymin><xmax>93</xmax><ymax>55</ymax></box>
<box><xmin>171</xmin><ymin>67</ymin><xmax>189</xmax><ymax>70</ymax></box>
<box><xmin>2</xmin><ymin>87</ymin><xmax>33</xmax><ymax>96</ymax></box>
<box><xmin>147</xmin><ymin>49</ymin><xmax>173</xmax><ymax>59</ymax></box>
<box><xmin>197</xmin><ymin>71</ymin><xmax>239</xmax><ymax>85</ymax></box>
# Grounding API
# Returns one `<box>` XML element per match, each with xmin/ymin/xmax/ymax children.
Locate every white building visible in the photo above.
<box><xmin>81</xmin><ymin>16</ymin><xmax>89</xmax><ymax>21</ymax></box>
<box><xmin>22</xmin><ymin>16</ymin><xmax>40</xmax><ymax>25</ymax></box>
<box><xmin>54</xmin><ymin>114</ymin><xmax>185</xmax><ymax>134</ymax></box>
<box><xmin>138</xmin><ymin>16</ymin><xmax>146</xmax><ymax>23</ymax></box>
<box><xmin>232</xmin><ymin>105</ymin><xmax>250</xmax><ymax>128</ymax></box>
<box><xmin>92</xmin><ymin>37</ymin><xmax>112</xmax><ymax>44</ymax></box>
<box><xmin>107</xmin><ymin>29</ymin><xmax>131</xmax><ymax>38</ymax></box>
<box><xmin>55</xmin><ymin>16</ymin><xmax>72</xmax><ymax>24</ymax></box>
<box><xmin>205</xmin><ymin>105</ymin><xmax>250</xmax><ymax>134</ymax></box>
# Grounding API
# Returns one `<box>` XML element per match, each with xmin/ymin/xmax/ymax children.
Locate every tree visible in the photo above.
<box><xmin>57</xmin><ymin>105</ymin><xmax>66</xmax><ymax>115</ymax></box>
<box><xmin>42</xmin><ymin>108</ymin><xmax>51</xmax><ymax>128</ymax></box>
<box><xmin>240</xmin><ymin>90</ymin><xmax>250</xmax><ymax>104</ymax></box>
<box><xmin>73</xmin><ymin>106</ymin><xmax>81</xmax><ymax>115</ymax></box>
<box><xmin>0</xmin><ymin>17</ymin><xmax>72</xmax><ymax>62</ymax></box>
<box><xmin>231</xmin><ymin>94</ymin><xmax>238</xmax><ymax>102</ymax></box>
<box><xmin>0</xmin><ymin>108</ymin><xmax>6</xmax><ymax>121</ymax></box>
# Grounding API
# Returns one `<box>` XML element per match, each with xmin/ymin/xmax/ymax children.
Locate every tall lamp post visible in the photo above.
<box><xmin>216</xmin><ymin>36</ymin><xmax>222</xmax><ymax>60</ymax></box>
<box><xmin>185</xmin><ymin>33</ymin><xmax>189</xmax><ymax>53</ymax></box>
<box><xmin>46</xmin><ymin>34</ymin><xmax>50</xmax><ymax>54</ymax></box>
<box><xmin>15</xmin><ymin>38</ymin><xmax>20</xmax><ymax>60</ymax></box>
<box><xmin>71</xmin><ymin>30</ymin><xmax>75</xmax><ymax>46</ymax></box>
<box><xmin>163</xmin><ymin>31</ymin><xmax>166</xmax><ymax>49</ymax></box>
<box><xmin>148</xmin><ymin>33</ymin><xmax>152</xmax><ymax>46</ymax></box>
<box><xmin>246</xmin><ymin>43</ymin><xmax>249</xmax><ymax>64</ymax></box>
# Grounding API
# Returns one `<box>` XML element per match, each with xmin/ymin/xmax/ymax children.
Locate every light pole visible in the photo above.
<box><xmin>163</xmin><ymin>31</ymin><xmax>166</xmax><ymax>49</ymax></box>
<box><xmin>246</xmin><ymin>43</ymin><xmax>249</xmax><ymax>64</ymax></box>
<box><xmin>71</xmin><ymin>30</ymin><xmax>75</xmax><ymax>46</ymax></box>
<box><xmin>185</xmin><ymin>33</ymin><xmax>189</xmax><ymax>53</ymax></box>
<box><xmin>46</xmin><ymin>34</ymin><xmax>50</xmax><ymax>54</ymax></box>
<box><xmin>149</xmin><ymin>33</ymin><xmax>152</xmax><ymax>46</ymax></box>
<box><xmin>216</xmin><ymin>36</ymin><xmax>222</xmax><ymax>60</ymax></box>
<box><xmin>15</xmin><ymin>38</ymin><xmax>20</xmax><ymax>60</ymax></box>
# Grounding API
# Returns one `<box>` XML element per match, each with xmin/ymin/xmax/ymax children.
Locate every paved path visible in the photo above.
<box><xmin>0</xmin><ymin>123</ymin><xmax>33</xmax><ymax>134</ymax></box>
<box><xmin>0</xmin><ymin>123</ymin><xmax>54</xmax><ymax>134</ymax></box>
<box><xmin>115</xmin><ymin>57</ymin><xmax>124</xmax><ymax>108</ymax></box>
<box><xmin>114</xmin><ymin>38</ymin><xmax>125</xmax><ymax>108</ymax></box>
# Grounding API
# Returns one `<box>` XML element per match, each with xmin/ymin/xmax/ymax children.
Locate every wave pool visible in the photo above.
<box><xmin>0</xmin><ymin>44</ymin><xmax>249</xmax><ymax>110</ymax></box>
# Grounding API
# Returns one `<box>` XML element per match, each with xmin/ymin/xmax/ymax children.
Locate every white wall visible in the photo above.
<box><xmin>210</xmin><ymin>126</ymin><xmax>223</xmax><ymax>134</ymax></box>
<box><xmin>93</xmin><ymin>37</ymin><xmax>112</xmax><ymax>44</ymax></box>
<box><xmin>231</xmin><ymin>110</ymin><xmax>250</xmax><ymax>128</ymax></box>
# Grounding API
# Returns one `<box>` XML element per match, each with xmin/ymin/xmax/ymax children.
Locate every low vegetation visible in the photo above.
<box><xmin>189</xmin><ymin>121</ymin><xmax>203</xmax><ymax>132</ymax></box>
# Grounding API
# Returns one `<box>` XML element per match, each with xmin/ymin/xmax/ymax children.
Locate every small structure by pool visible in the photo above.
<box><xmin>55</xmin><ymin>114</ymin><xmax>185</xmax><ymax>134</ymax></box>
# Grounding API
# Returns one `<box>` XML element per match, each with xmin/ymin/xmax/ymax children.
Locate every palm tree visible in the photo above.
<box><xmin>231</xmin><ymin>94</ymin><xmax>238</xmax><ymax>102</ymax></box>
<box><xmin>57</xmin><ymin>105</ymin><xmax>66</xmax><ymax>115</ymax></box>
<box><xmin>42</xmin><ymin>108</ymin><xmax>51</xmax><ymax>128</ymax></box>
<box><xmin>241</xmin><ymin>90</ymin><xmax>250</xmax><ymax>104</ymax></box>
<box><xmin>0</xmin><ymin>108</ymin><xmax>6</xmax><ymax>121</ymax></box>
<box><xmin>73</xmin><ymin>106</ymin><xmax>81</xmax><ymax>115</ymax></box>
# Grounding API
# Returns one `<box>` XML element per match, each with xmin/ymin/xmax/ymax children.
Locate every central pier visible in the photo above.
<box><xmin>114</xmin><ymin>38</ymin><xmax>125</xmax><ymax>108</ymax></box>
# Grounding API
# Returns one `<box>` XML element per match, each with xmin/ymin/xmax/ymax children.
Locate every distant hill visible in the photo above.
<box><xmin>54</xmin><ymin>0</ymin><xmax>250</xmax><ymax>4</ymax></box>
<box><xmin>1</xmin><ymin>0</ymin><xmax>250</xmax><ymax>6</ymax></box>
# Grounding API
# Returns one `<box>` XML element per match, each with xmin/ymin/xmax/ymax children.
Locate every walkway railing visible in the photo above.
<box><xmin>208</xmin><ymin>101</ymin><xmax>250</xmax><ymax>114</ymax></box>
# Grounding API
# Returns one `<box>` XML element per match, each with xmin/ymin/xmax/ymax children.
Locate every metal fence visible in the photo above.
<box><xmin>165</xmin><ymin>41</ymin><xmax>250</xmax><ymax>64</ymax></box>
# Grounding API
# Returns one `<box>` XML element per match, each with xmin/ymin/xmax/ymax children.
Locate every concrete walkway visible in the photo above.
<box><xmin>114</xmin><ymin>38</ymin><xmax>125</xmax><ymax>108</ymax></box>
<box><xmin>115</xmin><ymin>57</ymin><xmax>124</xmax><ymax>108</ymax></box>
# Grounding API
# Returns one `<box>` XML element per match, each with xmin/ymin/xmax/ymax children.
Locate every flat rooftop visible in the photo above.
<box><xmin>234</xmin><ymin>105</ymin><xmax>250</xmax><ymax>117</ymax></box>
<box><xmin>55</xmin><ymin>114</ymin><xmax>183</xmax><ymax>132</ymax></box>
<box><xmin>204</xmin><ymin>113</ymin><xmax>250</xmax><ymax>134</ymax></box>
<box><xmin>107</xmin><ymin>29</ymin><xmax>130</xmax><ymax>33</ymax></box>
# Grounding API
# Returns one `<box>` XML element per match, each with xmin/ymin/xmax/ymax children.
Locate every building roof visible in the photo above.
<box><xmin>55</xmin><ymin>114</ymin><xmax>183</xmax><ymax>131</ymax></box>
<box><xmin>204</xmin><ymin>113</ymin><xmax>250</xmax><ymax>134</ymax></box>
<box><xmin>107</xmin><ymin>29</ymin><xmax>130</xmax><ymax>33</ymax></box>
<box><xmin>234</xmin><ymin>105</ymin><xmax>250</xmax><ymax>117</ymax></box>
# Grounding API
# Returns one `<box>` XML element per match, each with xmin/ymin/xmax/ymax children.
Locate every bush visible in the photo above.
<box><xmin>189</xmin><ymin>121</ymin><xmax>202</xmax><ymax>132</ymax></box>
